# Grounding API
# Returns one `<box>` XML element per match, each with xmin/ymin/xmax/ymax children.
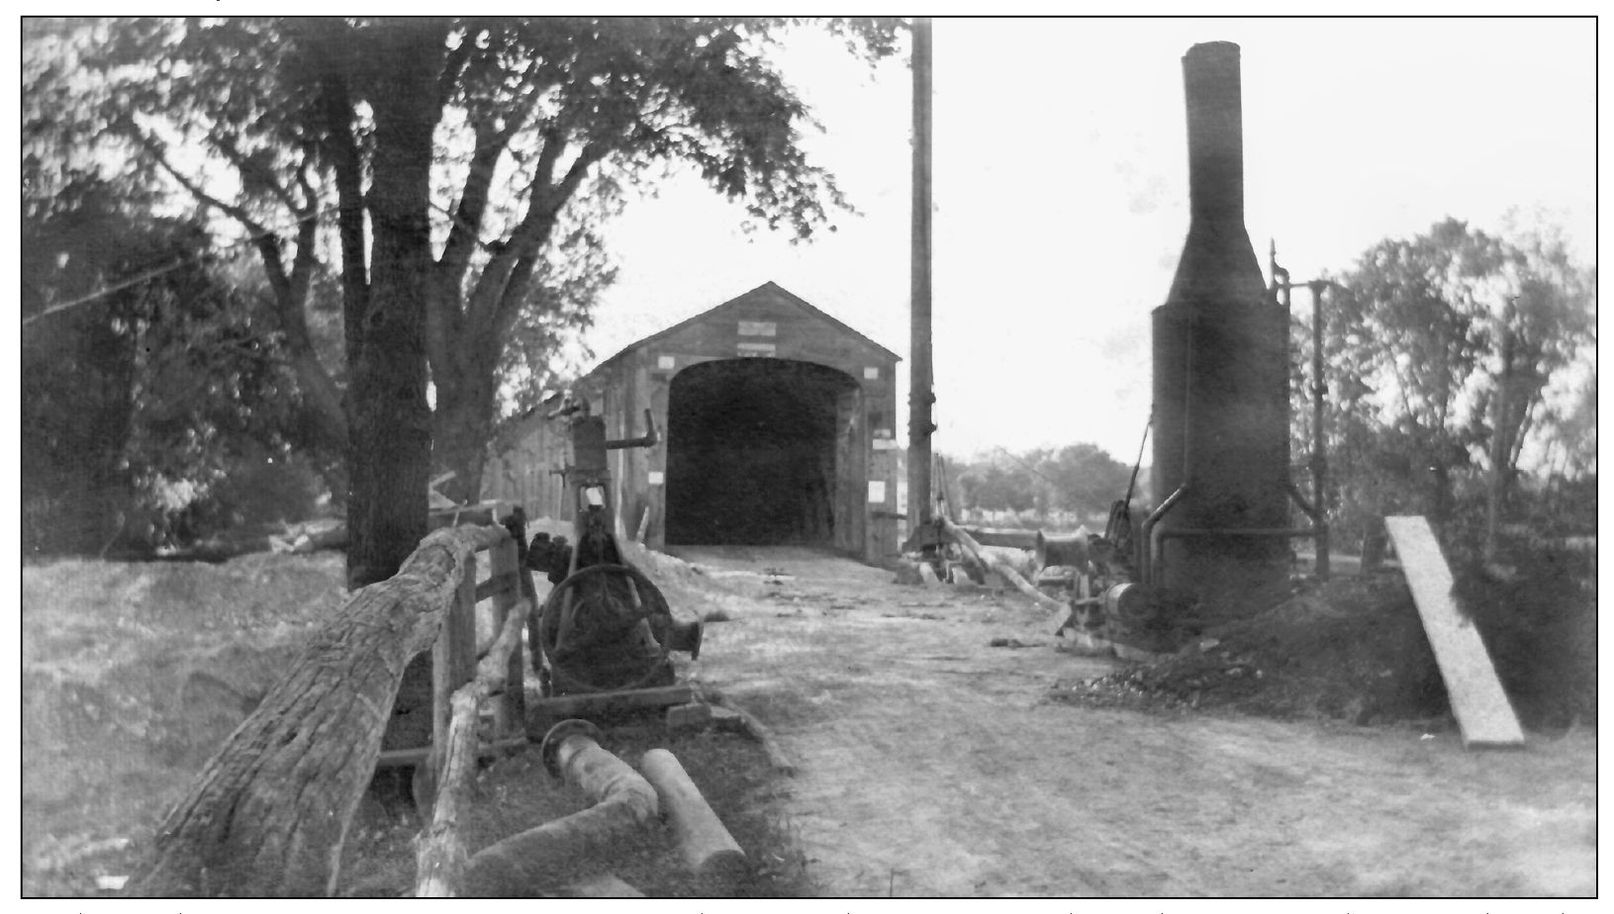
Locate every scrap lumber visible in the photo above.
<box><xmin>939</xmin><ymin>516</ymin><xmax>1066</xmax><ymax>612</ymax></box>
<box><xmin>1383</xmin><ymin>516</ymin><xmax>1525</xmax><ymax>749</ymax></box>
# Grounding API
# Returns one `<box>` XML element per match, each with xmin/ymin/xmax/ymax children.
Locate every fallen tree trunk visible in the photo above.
<box><xmin>461</xmin><ymin>721</ymin><xmax>659</xmax><ymax>896</ymax></box>
<box><xmin>414</xmin><ymin>597</ymin><xmax>530</xmax><ymax>897</ymax></box>
<box><xmin>940</xmin><ymin>516</ymin><xmax>1066</xmax><ymax>612</ymax></box>
<box><xmin>124</xmin><ymin>524</ymin><xmax>506</xmax><ymax>898</ymax></box>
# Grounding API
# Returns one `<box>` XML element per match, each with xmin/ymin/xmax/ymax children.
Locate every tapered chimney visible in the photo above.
<box><xmin>1151</xmin><ymin>42</ymin><xmax>1292</xmax><ymax>610</ymax></box>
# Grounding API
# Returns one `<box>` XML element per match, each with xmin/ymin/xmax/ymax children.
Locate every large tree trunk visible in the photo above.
<box><xmin>424</xmin><ymin>137</ymin><xmax>601</xmax><ymax>509</ymax></box>
<box><xmin>123</xmin><ymin>525</ymin><xmax>498</xmax><ymax>897</ymax></box>
<box><xmin>430</xmin><ymin>337</ymin><xmax>499</xmax><ymax>506</ymax></box>
<box><xmin>287</xmin><ymin>342</ymin><xmax>350</xmax><ymax>455</ymax></box>
<box><xmin>344</xmin><ymin>23</ymin><xmax>449</xmax><ymax>588</ymax></box>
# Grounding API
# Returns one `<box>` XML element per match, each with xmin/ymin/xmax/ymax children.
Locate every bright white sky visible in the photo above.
<box><xmin>581</xmin><ymin>16</ymin><xmax>1596</xmax><ymax>464</ymax></box>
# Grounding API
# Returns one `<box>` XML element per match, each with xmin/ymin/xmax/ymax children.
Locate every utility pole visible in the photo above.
<box><xmin>907</xmin><ymin>16</ymin><xmax>935</xmax><ymax>538</ymax></box>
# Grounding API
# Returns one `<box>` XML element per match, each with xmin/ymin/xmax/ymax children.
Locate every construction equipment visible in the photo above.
<box><xmin>525</xmin><ymin>393</ymin><xmax>702</xmax><ymax>698</ymax></box>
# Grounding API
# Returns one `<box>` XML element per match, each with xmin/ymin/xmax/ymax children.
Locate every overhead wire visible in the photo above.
<box><xmin>20</xmin><ymin>192</ymin><xmax>524</xmax><ymax>329</ymax></box>
<box><xmin>21</xmin><ymin>207</ymin><xmax>328</xmax><ymax>327</ymax></box>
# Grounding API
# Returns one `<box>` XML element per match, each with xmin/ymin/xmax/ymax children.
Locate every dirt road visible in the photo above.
<box><xmin>667</xmin><ymin>545</ymin><xmax>1595</xmax><ymax>897</ymax></box>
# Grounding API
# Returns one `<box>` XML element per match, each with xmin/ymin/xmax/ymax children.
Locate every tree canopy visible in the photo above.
<box><xmin>26</xmin><ymin>16</ymin><xmax>905</xmax><ymax>579</ymax></box>
<box><xmin>1294</xmin><ymin>217</ymin><xmax>1595</xmax><ymax>550</ymax></box>
<box><xmin>21</xmin><ymin>170</ymin><xmax>326</xmax><ymax>555</ymax></box>
<box><xmin>947</xmin><ymin>444</ymin><xmax>1132</xmax><ymax>525</ymax></box>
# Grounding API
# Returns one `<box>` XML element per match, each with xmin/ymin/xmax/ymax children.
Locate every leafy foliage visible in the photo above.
<box><xmin>27</xmin><ymin>16</ymin><xmax>905</xmax><ymax>569</ymax></box>
<box><xmin>947</xmin><ymin>444</ymin><xmax>1132</xmax><ymax>524</ymax></box>
<box><xmin>1295</xmin><ymin>218</ymin><xmax>1595</xmax><ymax>551</ymax></box>
<box><xmin>22</xmin><ymin>174</ymin><xmax>323</xmax><ymax>555</ymax></box>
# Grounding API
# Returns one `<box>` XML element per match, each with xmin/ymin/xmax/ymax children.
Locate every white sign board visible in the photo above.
<box><xmin>867</xmin><ymin>480</ymin><xmax>886</xmax><ymax>503</ymax></box>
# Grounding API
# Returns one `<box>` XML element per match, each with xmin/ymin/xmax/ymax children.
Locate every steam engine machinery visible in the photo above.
<box><xmin>522</xmin><ymin>394</ymin><xmax>703</xmax><ymax>696</ymax></box>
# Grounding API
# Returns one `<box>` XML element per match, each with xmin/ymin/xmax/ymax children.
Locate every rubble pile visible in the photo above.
<box><xmin>1052</xmin><ymin>574</ymin><xmax>1451</xmax><ymax>725</ymax></box>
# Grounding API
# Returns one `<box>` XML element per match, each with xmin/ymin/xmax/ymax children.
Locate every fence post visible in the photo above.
<box><xmin>433</xmin><ymin>551</ymin><xmax>479</xmax><ymax>770</ymax></box>
<box><xmin>487</xmin><ymin>537</ymin><xmax>526</xmax><ymax>735</ymax></box>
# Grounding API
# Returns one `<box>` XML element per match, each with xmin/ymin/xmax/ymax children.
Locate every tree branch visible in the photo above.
<box><xmin>126</xmin><ymin>124</ymin><xmax>308</xmax><ymax>318</ymax></box>
<box><xmin>316</xmin><ymin>67</ymin><xmax>370</xmax><ymax>371</ymax></box>
<box><xmin>129</xmin><ymin>125</ymin><xmax>267</xmax><ymax>236</ymax></box>
<box><xmin>435</xmin><ymin>123</ymin><xmax>506</xmax><ymax>295</ymax></box>
<box><xmin>294</xmin><ymin>151</ymin><xmax>320</xmax><ymax>217</ymax></box>
<box><xmin>474</xmin><ymin>140</ymin><xmax>611</xmax><ymax>342</ymax></box>
<box><xmin>214</xmin><ymin>132</ymin><xmax>304</xmax><ymax>216</ymax></box>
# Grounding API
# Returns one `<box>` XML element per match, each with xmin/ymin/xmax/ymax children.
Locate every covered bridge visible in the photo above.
<box><xmin>484</xmin><ymin>282</ymin><xmax>904</xmax><ymax>564</ymax></box>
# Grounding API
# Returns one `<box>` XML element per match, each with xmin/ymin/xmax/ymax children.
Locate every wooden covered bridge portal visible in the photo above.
<box><xmin>486</xmin><ymin>282</ymin><xmax>904</xmax><ymax>565</ymax></box>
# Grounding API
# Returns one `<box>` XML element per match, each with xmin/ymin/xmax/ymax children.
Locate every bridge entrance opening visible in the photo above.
<box><xmin>665</xmin><ymin>358</ymin><xmax>859</xmax><ymax>547</ymax></box>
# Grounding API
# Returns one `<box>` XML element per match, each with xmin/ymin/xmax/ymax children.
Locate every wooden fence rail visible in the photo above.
<box><xmin>125</xmin><ymin>522</ymin><xmax>526</xmax><ymax>898</ymax></box>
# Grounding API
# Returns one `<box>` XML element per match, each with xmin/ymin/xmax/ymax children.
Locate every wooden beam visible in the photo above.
<box><xmin>374</xmin><ymin>736</ymin><xmax>526</xmax><ymax>769</ymax></box>
<box><xmin>474</xmin><ymin>574</ymin><xmax>518</xmax><ymax>603</ymax></box>
<box><xmin>528</xmin><ymin>684</ymin><xmax>693</xmax><ymax>730</ymax></box>
<box><xmin>1383</xmin><ymin>516</ymin><xmax>1525</xmax><ymax>749</ymax></box>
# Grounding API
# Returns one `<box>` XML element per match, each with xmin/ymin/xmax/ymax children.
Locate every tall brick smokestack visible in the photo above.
<box><xmin>1151</xmin><ymin>41</ymin><xmax>1291</xmax><ymax>610</ymax></box>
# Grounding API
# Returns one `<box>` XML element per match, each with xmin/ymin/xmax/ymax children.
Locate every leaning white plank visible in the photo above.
<box><xmin>1384</xmin><ymin>516</ymin><xmax>1525</xmax><ymax>749</ymax></box>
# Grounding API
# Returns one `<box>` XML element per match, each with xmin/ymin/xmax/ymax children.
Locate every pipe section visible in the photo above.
<box><xmin>461</xmin><ymin>720</ymin><xmax>658</xmax><ymax>897</ymax></box>
<box><xmin>639</xmin><ymin>749</ymin><xmax>751</xmax><ymax>890</ymax></box>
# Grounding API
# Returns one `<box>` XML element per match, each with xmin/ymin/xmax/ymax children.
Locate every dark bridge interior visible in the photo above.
<box><xmin>665</xmin><ymin>358</ymin><xmax>855</xmax><ymax>546</ymax></box>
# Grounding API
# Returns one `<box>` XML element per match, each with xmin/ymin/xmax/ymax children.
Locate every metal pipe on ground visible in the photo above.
<box><xmin>460</xmin><ymin>720</ymin><xmax>658</xmax><ymax>897</ymax></box>
<box><xmin>638</xmin><ymin>749</ymin><xmax>751</xmax><ymax>891</ymax></box>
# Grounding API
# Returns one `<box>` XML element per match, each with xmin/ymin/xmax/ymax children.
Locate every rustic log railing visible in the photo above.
<box><xmin>125</xmin><ymin>522</ymin><xmax>528</xmax><ymax>898</ymax></box>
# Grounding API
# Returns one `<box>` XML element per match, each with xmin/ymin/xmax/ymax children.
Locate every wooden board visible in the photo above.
<box><xmin>1384</xmin><ymin>516</ymin><xmax>1524</xmax><ymax>749</ymax></box>
<box><xmin>528</xmin><ymin>684</ymin><xmax>695</xmax><ymax>733</ymax></box>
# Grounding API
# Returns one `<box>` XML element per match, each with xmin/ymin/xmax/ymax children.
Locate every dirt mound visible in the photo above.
<box><xmin>23</xmin><ymin>552</ymin><xmax>346</xmax><ymax>895</ymax></box>
<box><xmin>1052</xmin><ymin>574</ymin><xmax>1450</xmax><ymax>725</ymax></box>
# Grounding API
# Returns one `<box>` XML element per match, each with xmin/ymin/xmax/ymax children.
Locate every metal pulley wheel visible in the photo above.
<box><xmin>535</xmin><ymin>562</ymin><xmax>674</xmax><ymax>695</ymax></box>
